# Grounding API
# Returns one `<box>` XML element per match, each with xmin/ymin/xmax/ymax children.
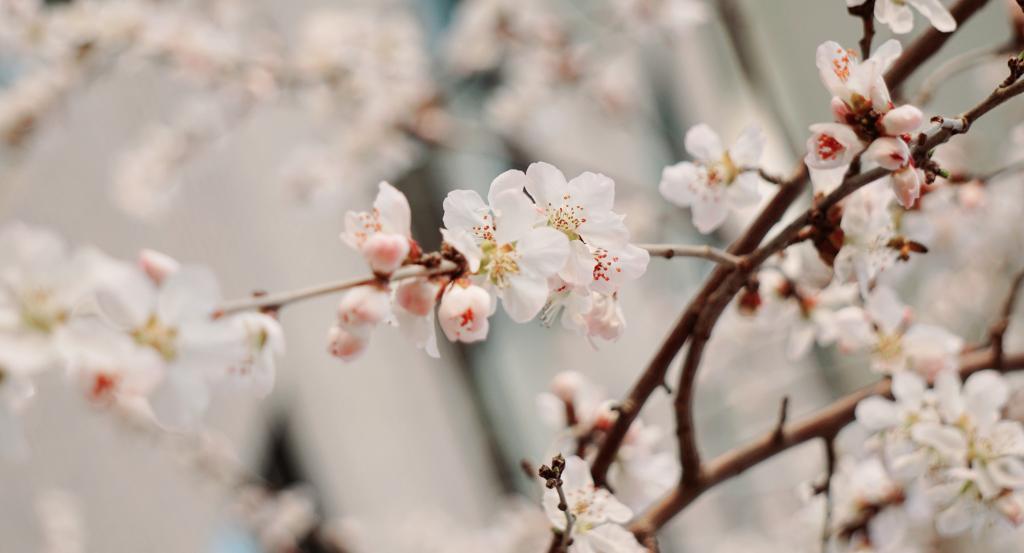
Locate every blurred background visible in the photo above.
<box><xmin>1</xmin><ymin>0</ymin><xmax>1022</xmax><ymax>551</ymax></box>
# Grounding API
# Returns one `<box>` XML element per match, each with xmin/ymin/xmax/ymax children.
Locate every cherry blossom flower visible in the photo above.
<box><xmin>93</xmin><ymin>262</ymin><xmax>246</xmax><ymax>429</ymax></box>
<box><xmin>524</xmin><ymin>162</ymin><xmax>649</xmax><ymax>295</ymax></box>
<box><xmin>342</xmin><ymin>182</ymin><xmax>416</xmax><ymax>274</ymax></box>
<box><xmin>832</xmin><ymin>181</ymin><xmax>900</xmax><ymax>293</ymax></box>
<box><xmin>835</xmin><ymin>285</ymin><xmax>963</xmax><ymax>376</ymax></box>
<box><xmin>328</xmin><ymin>285</ymin><xmax>392</xmax><ymax>362</ymax></box>
<box><xmin>809</xmin><ymin>40</ymin><xmax>927</xmax><ymax>207</ymax></box>
<box><xmin>660</xmin><ymin>123</ymin><xmax>765</xmax><ymax>233</ymax></box>
<box><xmin>56</xmin><ymin>318</ymin><xmax>163</xmax><ymax>404</ymax></box>
<box><xmin>542</xmin><ymin>456</ymin><xmax>646</xmax><ymax>553</ymax></box>
<box><xmin>442</xmin><ymin>178</ymin><xmax>569</xmax><ymax>323</ymax></box>
<box><xmin>760</xmin><ymin>273</ymin><xmax>860</xmax><ymax>360</ymax></box>
<box><xmin>847</xmin><ymin>0</ymin><xmax>956</xmax><ymax>35</ymax></box>
<box><xmin>222</xmin><ymin>312</ymin><xmax>285</xmax><ymax>397</ymax></box>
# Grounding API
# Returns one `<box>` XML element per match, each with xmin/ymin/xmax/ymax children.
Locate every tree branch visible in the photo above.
<box><xmin>847</xmin><ymin>0</ymin><xmax>877</xmax><ymax>59</ymax></box>
<box><xmin>640</xmin><ymin>244</ymin><xmax>742</xmax><ymax>267</ymax></box>
<box><xmin>992</xmin><ymin>270</ymin><xmax>1024</xmax><ymax>370</ymax></box>
<box><xmin>217</xmin><ymin>260</ymin><xmax>459</xmax><ymax>315</ymax></box>
<box><xmin>630</xmin><ymin>348</ymin><xmax>1024</xmax><ymax>538</ymax></box>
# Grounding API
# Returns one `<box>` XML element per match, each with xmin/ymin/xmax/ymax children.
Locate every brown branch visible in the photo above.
<box><xmin>847</xmin><ymin>0</ymin><xmax>877</xmax><ymax>58</ymax></box>
<box><xmin>217</xmin><ymin>260</ymin><xmax>459</xmax><ymax>315</ymax></box>
<box><xmin>630</xmin><ymin>349</ymin><xmax>1024</xmax><ymax>538</ymax></box>
<box><xmin>640</xmin><ymin>243</ymin><xmax>742</xmax><ymax>267</ymax></box>
<box><xmin>992</xmin><ymin>270</ymin><xmax>1024</xmax><ymax>370</ymax></box>
<box><xmin>772</xmin><ymin>396</ymin><xmax>790</xmax><ymax>443</ymax></box>
<box><xmin>588</xmin><ymin>2</ymin><xmax>997</xmax><ymax>487</ymax></box>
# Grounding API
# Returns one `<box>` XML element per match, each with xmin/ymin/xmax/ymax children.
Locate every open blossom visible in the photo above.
<box><xmin>442</xmin><ymin>175</ymin><xmax>569</xmax><ymax>324</ymax></box>
<box><xmin>855</xmin><ymin>369</ymin><xmax>1024</xmax><ymax>537</ymax></box>
<box><xmin>525</xmin><ymin>162</ymin><xmax>648</xmax><ymax>295</ymax></box>
<box><xmin>809</xmin><ymin>40</ymin><xmax>926</xmax><ymax>207</ymax></box>
<box><xmin>835</xmin><ymin>285</ymin><xmax>962</xmax><ymax>376</ymax></box>
<box><xmin>833</xmin><ymin>181</ymin><xmax>900</xmax><ymax>293</ymax></box>
<box><xmin>223</xmin><ymin>312</ymin><xmax>285</xmax><ymax>397</ymax></box>
<box><xmin>94</xmin><ymin>261</ymin><xmax>246</xmax><ymax>429</ymax></box>
<box><xmin>660</xmin><ymin>124</ymin><xmax>765</xmax><ymax>233</ymax></box>
<box><xmin>847</xmin><ymin>0</ymin><xmax>956</xmax><ymax>34</ymax></box>
<box><xmin>760</xmin><ymin>271</ymin><xmax>860</xmax><ymax>360</ymax></box>
<box><xmin>542</xmin><ymin>456</ymin><xmax>646</xmax><ymax>553</ymax></box>
<box><xmin>342</xmin><ymin>182</ymin><xmax>416</xmax><ymax>274</ymax></box>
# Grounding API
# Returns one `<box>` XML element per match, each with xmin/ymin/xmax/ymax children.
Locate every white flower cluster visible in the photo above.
<box><xmin>0</xmin><ymin>222</ymin><xmax>284</xmax><ymax>447</ymax></box>
<box><xmin>329</xmin><ymin>163</ymin><xmax>650</xmax><ymax>361</ymax></box>
<box><xmin>832</xmin><ymin>369</ymin><xmax>1024</xmax><ymax>550</ymax></box>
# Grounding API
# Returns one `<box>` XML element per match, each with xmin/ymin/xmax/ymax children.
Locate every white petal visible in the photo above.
<box><xmin>500</xmin><ymin>274</ymin><xmax>550</xmax><ymax>323</ymax></box>
<box><xmin>863</xmin><ymin>137</ymin><xmax>911</xmax><ymax>171</ymax></box>
<box><xmin>492</xmin><ymin>188</ymin><xmax>541</xmax><ymax>245</ymax></box>
<box><xmin>691</xmin><ymin>196</ymin><xmax>729</xmax><ymax>234</ymax></box>
<box><xmin>525</xmin><ymin>161</ymin><xmax>569</xmax><ymax>209</ymax></box>
<box><xmin>855</xmin><ymin>396</ymin><xmax>900</xmax><ymax>431</ymax></box>
<box><xmin>488</xmin><ymin>169</ymin><xmax>530</xmax><ymax>206</ymax></box>
<box><xmin>988</xmin><ymin>457</ymin><xmax>1024</xmax><ymax>490</ymax></box>
<box><xmin>374</xmin><ymin>182</ymin><xmax>412</xmax><ymax>236</ymax></box>
<box><xmin>908</xmin><ymin>0</ymin><xmax>957</xmax><ymax>32</ymax></box>
<box><xmin>442</xmin><ymin>189</ymin><xmax>490</xmax><ymax>236</ymax></box>
<box><xmin>568</xmin><ymin>172</ymin><xmax>616</xmax><ymax>213</ymax></box>
<box><xmin>659</xmin><ymin>162</ymin><xmax>699</xmax><ymax>208</ymax></box>
<box><xmin>517</xmin><ymin>227</ymin><xmax>570</xmax><ymax>278</ymax></box>
<box><xmin>876</xmin><ymin>0</ymin><xmax>915</xmax><ymax>34</ymax></box>
<box><xmin>684</xmin><ymin>124</ymin><xmax>723</xmax><ymax>162</ymax></box>
<box><xmin>911</xmin><ymin>422</ymin><xmax>967</xmax><ymax>458</ymax></box>
<box><xmin>149</xmin><ymin>368</ymin><xmax>210</xmax><ymax>430</ymax></box>
<box><xmin>579</xmin><ymin>524</ymin><xmax>645</xmax><ymax>553</ymax></box>
<box><xmin>157</xmin><ymin>266</ymin><xmax>221</xmax><ymax>325</ymax></box>
<box><xmin>728</xmin><ymin>125</ymin><xmax>765</xmax><ymax>167</ymax></box>
<box><xmin>95</xmin><ymin>267</ymin><xmax>156</xmax><ymax>329</ymax></box>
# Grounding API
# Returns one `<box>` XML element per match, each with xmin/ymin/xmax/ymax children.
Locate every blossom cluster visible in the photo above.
<box><xmin>329</xmin><ymin>163</ymin><xmax>651</xmax><ymax>361</ymax></box>
<box><xmin>832</xmin><ymin>369</ymin><xmax>1024</xmax><ymax>550</ymax></box>
<box><xmin>0</xmin><ymin>222</ymin><xmax>284</xmax><ymax>446</ymax></box>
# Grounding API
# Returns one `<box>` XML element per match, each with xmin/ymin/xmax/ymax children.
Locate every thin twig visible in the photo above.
<box><xmin>992</xmin><ymin>270</ymin><xmax>1024</xmax><ymax>370</ymax></box>
<box><xmin>640</xmin><ymin>244</ymin><xmax>742</xmax><ymax>267</ymax></box>
<box><xmin>821</xmin><ymin>436</ymin><xmax>837</xmax><ymax>551</ymax></box>
<box><xmin>913</xmin><ymin>43</ymin><xmax>1012</xmax><ymax>105</ymax></box>
<box><xmin>847</xmin><ymin>0</ymin><xmax>877</xmax><ymax>59</ymax></box>
<box><xmin>772</xmin><ymin>396</ymin><xmax>790</xmax><ymax>443</ymax></box>
<box><xmin>218</xmin><ymin>261</ymin><xmax>459</xmax><ymax>315</ymax></box>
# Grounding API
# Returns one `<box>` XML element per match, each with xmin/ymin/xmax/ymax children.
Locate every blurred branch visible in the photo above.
<box><xmin>218</xmin><ymin>261</ymin><xmax>459</xmax><ymax>315</ymax></box>
<box><xmin>847</xmin><ymin>0</ymin><xmax>876</xmax><ymax>58</ymax></box>
<box><xmin>991</xmin><ymin>269</ymin><xmax>1024</xmax><ymax>370</ymax></box>
<box><xmin>640</xmin><ymin>244</ymin><xmax>741</xmax><ymax>266</ymax></box>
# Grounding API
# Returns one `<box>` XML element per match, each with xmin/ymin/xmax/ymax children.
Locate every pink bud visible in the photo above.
<box><xmin>360</xmin><ymin>233</ymin><xmax>410</xmax><ymax>274</ymax></box>
<box><xmin>863</xmin><ymin>137</ymin><xmax>910</xmax><ymax>171</ymax></box>
<box><xmin>337</xmin><ymin>286</ymin><xmax>391</xmax><ymax>327</ymax></box>
<box><xmin>138</xmin><ymin>249</ymin><xmax>180</xmax><ymax>284</ymax></box>
<box><xmin>551</xmin><ymin>371</ymin><xmax>584</xmax><ymax>402</ymax></box>
<box><xmin>437</xmin><ymin>283</ymin><xmax>491</xmax><ymax>343</ymax></box>
<box><xmin>395</xmin><ymin>279</ymin><xmax>437</xmax><ymax>317</ymax></box>
<box><xmin>830</xmin><ymin>97</ymin><xmax>851</xmax><ymax>121</ymax></box>
<box><xmin>881</xmin><ymin>105</ymin><xmax>923</xmax><ymax>136</ymax></box>
<box><xmin>891</xmin><ymin>167</ymin><xmax>922</xmax><ymax>209</ymax></box>
<box><xmin>327</xmin><ymin>325</ymin><xmax>368</xmax><ymax>361</ymax></box>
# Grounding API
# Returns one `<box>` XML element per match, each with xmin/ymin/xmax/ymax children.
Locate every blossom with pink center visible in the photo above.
<box><xmin>342</xmin><ymin>181</ymin><xmax>415</xmax><ymax>274</ymax></box>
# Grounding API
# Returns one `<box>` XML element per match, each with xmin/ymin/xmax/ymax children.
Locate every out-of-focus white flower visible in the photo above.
<box><xmin>612</xmin><ymin>0</ymin><xmax>709</xmax><ymax>35</ymax></box>
<box><xmin>660</xmin><ymin>124</ymin><xmax>765</xmax><ymax>233</ymax></box>
<box><xmin>342</xmin><ymin>181</ymin><xmax>415</xmax><ymax>275</ymax></box>
<box><xmin>94</xmin><ymin>262</ymin><xmax>245</xmax><ymax>429</ymax></box>
<box><xmin>847</xmin><ymin>0</ymin><xmax>956</xmax><ymax>34</ymax></box>
<box><xmin>542</xmin><ymin>456</ymin><xmax>646</xmax><ymax>553</ymax></box>
<box><xmin>221</xmin><ymin>312</ymin><xmax>284</xmax><ymax>397</ymax></box>
<box><xmin>833</xmin><ymin>181</ymin><xmax>899</xmax><ymax>293</ymax></box>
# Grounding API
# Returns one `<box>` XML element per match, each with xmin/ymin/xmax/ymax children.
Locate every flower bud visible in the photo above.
<box><xmin>551</xmin><ymin>371</ymin><xmax>584</xmax><ymax>403</ymax></box>
<box><xmin>138</xmin><ymin>249</ymin><xmax>180</xmax><ymax>284</ymax></box>
<box><xmin>880</xmin><ymin>104</ymin><xmax>923</xmax><ymax>136</ymax></box>
<box><xmin>360</xmin><ymin>233</ymin><xmax>410</xmax><ymax>274</ymax></box>
<box><xmin>337</xmin><ymin>286</ymin><xmax>391</xmax><ymax>327</ymax></box>
<box><xmin>327</xmin><ymin>325</ymin><xmax>368</xmax><ymax>361</ymax></box>
<box><xmin>437</xmin><ymin>282</ymin><xmax>491</xmax><ymax>343</ymax></box>
<box><xmin>395</xmin><ymin>279</ymin><xmax>437</xmax><ymax>317</ymax></box>
<box><xmin>891</xmin><ymin>167</ymin><xmax>922</xmax><ymax>209</ymax></box>
<box><xmin>863</xmin><ymin>137</ymin><xmax>911</xmax><ymax>171</ymax></box>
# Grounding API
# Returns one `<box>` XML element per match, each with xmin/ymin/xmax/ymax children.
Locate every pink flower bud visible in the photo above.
<box><xmin>891</xmin><ymin>167</ymin><xmax>922</xmax><ymax>209</ymax></box>
<box><xmin>437</xmin><ymin>283</ymin><xmax>491</xmax><ymax>343</ymax></box>
<box><xmin>551</xmin><ymin>371</ymin><xmax>584</xmax><ymax>403</ymax></box>
<box><xmin>327</xmin><ymin>325</ymin><xmax>368</xmax><ymax>361</ymax></box>
<box><xmin>881</xmin><ymin>104</ymin><xmax>923</xmax><ymax>136</ymax></box>
<box><xmin>863</xmin><ymin>137</ymin><xmax>911</xmax><ymax>171</ymax></box>
<box><xmin>360</xmin><ymin>233</ymin><xmax>410</xmax><ymax>274</ymax></box>
<box><xmin>395</xmin><ymin>279</ymin><xmax>437</xmax><ymax>317</ymax></box>
<box><xmin>138</xmin><ymin>249</ymin><xmax>180</xmax><ymax>284</ymax></box>
<box><xmin>337</xmin><ymin>286</ymin><xmax>391</xmax><ymax>327</ymax></box>
<box><xmin>830</xmin><ymin>97</ymin><xmax>851</xmax><ymax>121</ymax></box>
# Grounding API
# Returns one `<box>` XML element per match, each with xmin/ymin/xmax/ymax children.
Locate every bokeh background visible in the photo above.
<box><xmin>1</xmin><ymin>0</ymin><xmax>1021</xmax><ymax>551</ymax></box>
